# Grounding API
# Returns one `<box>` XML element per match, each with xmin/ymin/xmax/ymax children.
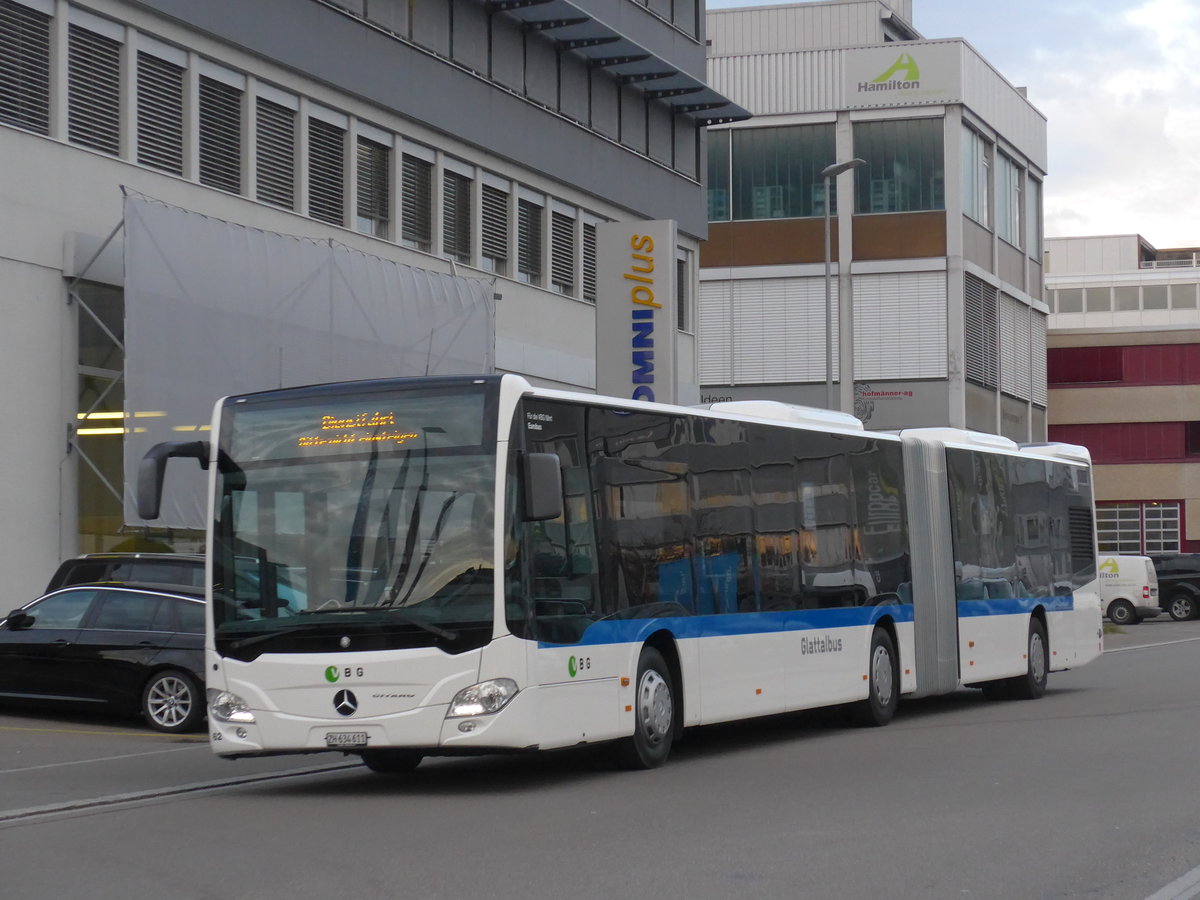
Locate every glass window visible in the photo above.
<box><xmin>731</xmin><ymin>124</ymin><xmax>835</xmax><ymax>220</ymax></box>
<box><xmin>996</xmin><ymin>153</ymin><xmax>1021</xmax><ymax>247</ymax></box>
<box><xmin>356</xmin><ymin>137</ymin><xmax>390</xmax><ymax>238</ymax></box>
<box><xmin>1144</xmin><ymin>502</ymin><xmax>1180</xmax><ymax>553</ymax></box>
<box><xmin>137</xmin><ymin>52</ymin><xmax>185</xmax><ymax>175</ymax></box>
<box><xmin>308</xmin><ymin>117</ymin><xmax>346</xmax><ymax>226</ymax></box>
<box><xmin>256</xmin><ymin>96</ymin><xmax>296</xmax><ymax>210</ymax></box>
<box><xmin>0</xmin><ymin>0</ymin><xmax>51</xmax><ymax>134</ymax></box>
<box><xmin>854</xmin><ymin>118</ymin><xmax>944</xmax><ymax>214</ymax></box>
<box><xmin>442</xmin><ymin>168</ymin><xmax>472</xmax><ymax>262</ymax></box>
<box><xmin>1113</xmin><ymin>285</ymin><xmax>1139</xmax><ymax>311</ymax></box>
<box><xmin>1172</xmin><ymin>283</ymin><xmax>1198</xmax><ymax>309</ymax></box>
<box><xmin>1143</xmin><ymin>284</ymin><xmax>1169</xmax><ymax>310</ymax></box>
<box><xmin>26</xmin><ymin>590</ymin><xmax>97</xmax><ymax>629</ymax></box>
<box><xmin>401</xmin><ymin>153</ymin><xmax>433</xmax><ymax>251</ymax></box>
<box><xmin>707</xmin><ymin>129</ymin><xmax>730</xmax><ymax>221</ymax></box>
<box><xmin>1056</xmin><ymin>288</ymin><xmax>1083</xmax><ymax>313</ymax></box>
<box><xmin>199</xmin><ymin>75</ymin><xmax>243</xmax><ymax>193</ymax></box>
<box><xmin>1026</xmin><ymin>178</ymin><xmax>1042</xmax><ymax>260</ymax></box>
<box><xmin>961</xmin><ymin>126</ymin><xmax>989</xmax><ymax>226</ymax></box>
<box><xmin>1096</xmin><ymin>504</ymin><xmax>1144</xmax><ymax>554</ymax></box>
<box><xmin>676</xmin><ymin>250</ymin><xmax>690</xmax><ymax>332</ymax></box>
<box><xmin>90</xmin><ymin>591</ymin><xmax>163</xmax><ymax>631</ymax></box>
<box><xmin>1085</xmin><ymin>287</ymin><xmax>1111</xmax><ymax>312</ymax></box>
<box><xmin>176</xmin><ymin>598</ymin><xmax>205</xmax><ymax>634</ymax></box>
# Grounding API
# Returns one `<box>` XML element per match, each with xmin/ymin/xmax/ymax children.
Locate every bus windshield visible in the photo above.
<box><xmin>211</xmin><ymin>382</ymin><xmax>499</xmax><ymax>658</ymax></box>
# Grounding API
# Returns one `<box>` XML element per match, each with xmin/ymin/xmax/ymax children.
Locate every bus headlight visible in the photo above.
<box><xmin>209</xmin><ymin>689</ymin><xmax>256</xmax><ymax>724</ymax></box>
<box><xmin>447</xmin><ymin>679</ymin><xmax>519</xmax><ymax>717</ymax></box>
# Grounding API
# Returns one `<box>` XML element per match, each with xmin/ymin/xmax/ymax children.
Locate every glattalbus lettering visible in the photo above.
<box><xmin>800</xmin><ymin>634</ymin><xmax>845</xmax><ymax>655</ymax></box>
<box><xmin>625</xmin><ymin>234</ymin><xmax>660</xmax><ymax>402</ymax></box>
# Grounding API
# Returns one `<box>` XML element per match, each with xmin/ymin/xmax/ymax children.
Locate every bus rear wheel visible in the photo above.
<box><xmin>360</xmin><ymin>749</ymin><xmax>423</xmax><ymax>774</ymax></box>
<box><xmin>854</xmin><ymin>627</ymin><xmax>898</xmax><ymax>727</ymax></box>
<box><xmin>1009</xmin><ymin>618</ymin><xmax>1048</xmax><ymax>701</ymax></box>
<box><xmin>617</xmin><ymin>646</ymin><xmax>675</xmax><ymax>769</ymax></box>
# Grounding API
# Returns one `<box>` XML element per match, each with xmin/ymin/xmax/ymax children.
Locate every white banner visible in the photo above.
<box><xmin>122</xmin><ymin>193</ymin><xmax>495</xmax><ymax>529</ymax></box>
<box><xmin>843</xmin><ymin>43</ymin><xmax>962</xmax><ymax>109</ymax></box>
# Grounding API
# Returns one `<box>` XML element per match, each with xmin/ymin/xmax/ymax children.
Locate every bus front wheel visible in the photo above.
<box><xmin>360</xmin><ymin>749</ymin><xmax>423</xmax><ymax>774</ymax></box>
<box><xmin>1009</xmin><ymin>618</ymin><xmax>1048</xmax><ymax>701</ymax></box>
<box><xmin>617</xmin><ymin>646</ymin><xmax>675</xmax><ymax>770</ymax></box>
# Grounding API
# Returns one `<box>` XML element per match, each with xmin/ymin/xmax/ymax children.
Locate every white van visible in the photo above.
<box><xmin>1099</xmin><ymin>555</ymin><xmax>1161</xmax><ymax>625</ymax></box>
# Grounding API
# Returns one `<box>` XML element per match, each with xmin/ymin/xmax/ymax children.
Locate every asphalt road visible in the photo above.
<box><xmin>2</xmin><ymin>618</ymin><xmax>1200</xmax><ymax>900</ymax></box>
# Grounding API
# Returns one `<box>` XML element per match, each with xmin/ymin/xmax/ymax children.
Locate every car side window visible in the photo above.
<box><xmin>175</xmin><ymin>599</ymin><xmax>205</xmax><ymax>634</ymax></box>
<box><xmin>26</xmin><ymin>590</ymin><xmax>97</xmax><ymax>628</ymax></box>
<box><xmin>89</xmin><ymin>592</ymin><xmax>163</xmax><ymax>631</ymax></box>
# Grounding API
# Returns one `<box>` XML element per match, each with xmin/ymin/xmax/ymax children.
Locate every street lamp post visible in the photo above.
<box><xmin>822</xmin><ymin>158</ymin><xmax>865</xmax><ymax>410</ymax></box>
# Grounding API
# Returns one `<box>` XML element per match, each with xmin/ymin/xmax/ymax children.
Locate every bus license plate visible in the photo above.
<box><xmin>325</xmin><ymin>731</ymin><xmax>369</xmax><ymax>748</ymax></box>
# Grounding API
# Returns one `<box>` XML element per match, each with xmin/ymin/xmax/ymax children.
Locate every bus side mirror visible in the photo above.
<box><xmin>137</xmin><ymin>440</ymin><xmax>211</xmax><ymax>520</ymax></box>
<box><xmin>522</xmin><ymin>452</ymin><xmax>563</xmax><ymax>522</ymax></box>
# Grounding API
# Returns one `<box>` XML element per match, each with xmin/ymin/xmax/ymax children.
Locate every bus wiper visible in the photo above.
<box><xmin>223</xmin><ymin>623</ymin><xmax>325</xmax><ymax>651</ymax></box>
<box><xmin>296</xmin><ymin>605</ymin><xmax>459</xmax><ymax>642</ymax></box>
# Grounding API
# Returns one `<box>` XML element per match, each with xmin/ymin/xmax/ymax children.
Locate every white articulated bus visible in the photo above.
<box><xmin>138</xmin><ymin>374</ymin><xmax>1103</xmax><ymax>771</ymax></box>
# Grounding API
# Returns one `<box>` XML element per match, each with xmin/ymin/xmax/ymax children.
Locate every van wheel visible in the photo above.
<box><xmin>616</xmin><ymin>646</ymin><xmax>675</xmax><ymax>769</ymax></box>
<box><xmin>1107</xmin><ymin>599</ymin><xmax>1136</xmax><ymax>626</ymax></box>
<box><xmin>1168</xmin><ymin>593</ymin><xmax>1197</xmax><ymax>621</ymax></box>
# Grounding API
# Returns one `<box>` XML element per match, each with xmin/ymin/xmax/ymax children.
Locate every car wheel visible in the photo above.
<box><xmin>142</xmin><ymin>669</ymin><xmax>204</xmax><ymax>733</ymax></box>
<box><xmin>1107</xmin><ymin>599</ymin><xmax>1136</xmax><ymax>626</ymax></box>
<box><xmin>854</xmin><ymin>627</ymin><xmax>899</xmax><ymax>726</ymax></box>
<box><xmin>1008</xmin><ymin>618</ymin><xmax>1048</xmax><ymax>701</ymax></box>
<box><xmin>1168</xmin><ymin>593</ymin><xmax>1197</xmax><ymax>622</ymax></box>
<box><xmin>360</xmin><ymin>749</ymin><xmax>423</xmax><ymax>774</ymax></box>
<box><xmin>616</xmin><ymin>646</ymin><xmax>675</xmax><ymax>769</ymax></box>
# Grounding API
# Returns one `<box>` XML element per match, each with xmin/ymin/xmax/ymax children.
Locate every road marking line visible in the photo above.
<box><xmin>0</xmin><ymin>724</ymin><xmax>206</xmax><ymax>740</ymax></box>
<box><xmin>1146</xmin><ymin>861</ymin><xmax>1200</xmax><ymax>900</ymax></box>
<box><xmin>0</xmin><ymin>743</ymin><xmax>206</xmax><ymax>775</ymax></box>
<box><xmin>1106</xmin><ymin>636</ymin><xmax>1200</xmax><ymax>653</ymax></box>
<box><xmin>0</xmin><ymin>761</ymin><xmax>362</xmax><ymax>825</ymax></box>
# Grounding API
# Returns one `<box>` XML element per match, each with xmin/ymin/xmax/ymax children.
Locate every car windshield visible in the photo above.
<box><xmin>211</xmin><ymin>384</ymin><xmax>499</xmax><ymax>654</ymax></box>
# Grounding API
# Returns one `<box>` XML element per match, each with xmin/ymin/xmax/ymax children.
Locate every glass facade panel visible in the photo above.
<box><xmin>1143</xmin><ymin>284</ymin><xmax>1169</xmax><ymax>310</ymax></box>
<box><xmin>1172</xmin><ymin>283</ymin><xmax>1199</xmax><ymax>309</ymax></box>
<box><xmin>707</xmin><ymin>129</ymin><xmax>730</xmax><ymax>222</ymax></box>
<box><xmin>961</xmin><ymin>125</ymin><xmax>988</xmax><ymax>225</ymax></box>
<box><xmin>1113</xmin><ymin>285</ymin><xmax>1139</xmax><ymax>311</ymax></box>
<box><xmin>1085</xmin><ymin>287</ymin><xmax>1111</xmax><ymax>312</ymax></box>
<box><xmin>996</xmin><ymin>153</ymin><xmax>1020</xmax><ymax>246</ymax></box>
<box><xmin>854</xmin><ymin>118</ymin><xmax>944</xmax><ymax>214</ymax></box>
<box><xmin>1056</xmin><ymin>288</ymin><xmax>1083</xmax><ymax>313</ymax></box>
<box><xmin>728</xmin><ymin>124</ymin><xmax>835</xmax><ymax>220</ymax></box>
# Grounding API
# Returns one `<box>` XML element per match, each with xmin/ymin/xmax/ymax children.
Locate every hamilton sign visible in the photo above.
<box><xmin>844</xmin><ymin>42</ymin><xmax>962</xmax><ymax>108</ymax></box>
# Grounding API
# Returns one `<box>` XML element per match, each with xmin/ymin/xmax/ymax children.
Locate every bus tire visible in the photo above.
<box><xmin>854</xmin><ymin>627</ymin><xmax>898</xmax><ymax>727</ymax></box>
<box><xmin>1106</xmin><ymin>599</ymin><xmax>1136</xmax><ymax>626</ymax></box>
<box><xmin>1009</xmin><ymin>618</ymin><xmax>1048</xmax><ymax>701</ymax></box>
<box><xmin>360</xmin><ymin>749</ymin><xmax>423</xmax><ymax>774</ymax></box>
<box><xmin>617</xmin><ymin>646</ymin><xmax>675</xmax><ymax>770</ymax></box>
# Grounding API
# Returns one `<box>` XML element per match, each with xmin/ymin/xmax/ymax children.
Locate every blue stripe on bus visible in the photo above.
<box><xmin>538</xmin><ymin>604</ymin><xmax>915</xmax><ymax>648</ymax></box>
<box><xmin>956</xmin><ymin>595</ymin><xmax>1075</xmax><ymax>617</ymax></box>
<box><xmin>536</xmin><ymin>595</ymin><xmax>1075</xmax><ymax>648</ymax></box>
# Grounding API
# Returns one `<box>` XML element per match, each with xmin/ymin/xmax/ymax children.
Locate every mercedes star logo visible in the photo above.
<box><xmin>333</xmin><ymin>689</ymin><xmax>358</xmax><ymax>717</ymax></box>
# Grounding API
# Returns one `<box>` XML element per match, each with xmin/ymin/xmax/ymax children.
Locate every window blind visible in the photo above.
<box><xmin>255</xmin><ymin>97</ymin><xmax>295</xmax><ymax>209</ymax></box>
<box><xmin>308</xmin><ymin>117</ymin><xmax>345</xmax><ymax>226</ymax></box>
<box><xmin>0</xmin><ymin>0</ymin><xmax>51</xmax><ymax>134</ymax></box>
<box><xmin>68</xmin><ymin>24</ymin><xmax>121</xmax><ymax>155</ymax></box>
<box><xmin>199</xmin><ymin>75</ymin><xmax>242</xmax><ymax>193</ymax></box>
<box><xmin>136</xmin><ymin>51</ymin><xmax>184</xmax><ymax>174</ymax></box>
<box><xmin>401</xmin><ymin>154</ymin><xmax>432</xmax><ymax>251</ymax></box>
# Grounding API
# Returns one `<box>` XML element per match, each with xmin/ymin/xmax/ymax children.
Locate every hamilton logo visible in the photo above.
<box><xmin>333</xmin><ymin>690</ymin><xmax>358</xmax><ymax>716</ymax></box>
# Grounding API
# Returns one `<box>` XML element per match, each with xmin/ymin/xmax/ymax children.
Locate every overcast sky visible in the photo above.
<box><xmin>709</xmin><ymin>0</ymin><xmax>1200</xmax><ymax>248</ymax></box>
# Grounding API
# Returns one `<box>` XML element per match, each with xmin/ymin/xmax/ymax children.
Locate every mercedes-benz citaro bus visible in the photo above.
<box><xmin>137</xmin><ymin>374</ymin><xmax>1103</xmax><ymax>772</ymax></box>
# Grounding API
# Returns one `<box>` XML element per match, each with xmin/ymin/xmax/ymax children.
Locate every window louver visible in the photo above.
<box><xmin>582</xmin><ymin>222</ymin><xmax>597</xmax><ymax>303</ymax></box>
<box><xmin>199</xmin><ymin>75</ymin><xmax>242</xmax><ymax>193</ymax></box>
<box><xmin>442</xmin><ymin>170</ymin><xmax>471</xmax><ymax>262</ymax></box>
<box><xmin>0</xmin><ymin>0</ymin><xmax>51</xmax><ymax>134</ymax></box>
<box><xmin>551</xmin><ymin>212</ymin><xmax>574</xmax><ymax>294</ymax></box>
<box><xmin>68</xmin><ymin>24</ymin><xmax>121</xmax><ymax>155</ymax></box>
<box><xmin>401</xmin><ymin>154</ymin><xmax>432</xmax><ymax>251</ymax></box>
<box><xmin>964</xmin><ymin>273</ymin><xmax>998</xmax><ymax>389</ymax></box>
<box><xmin>255</xmin><ymin>97</ymin><xmax>295</xmax><ymax>209</ymax></box>
<box><xmin>481</xmin><ymin>184</ymin><xmax>508</xmax><ymax>274</ymax></box>
<box><xmin>308</xmin><ymin>117</ymin><xmax>345</xmax><ymax>226</ymax></box>
<box><xmin>356</xmin><ymin>137</ymin><xmax>389</xmax><ymax>238</ymax></box>
<box><xmin>517</xmin><ymin>199</ymin><xmax>543</xmax><ymax>284</ymax></box>
<box><xmin>136</xmin><ymin>52</ymin><xmax>184</xmax><ymax>174</ymax></box>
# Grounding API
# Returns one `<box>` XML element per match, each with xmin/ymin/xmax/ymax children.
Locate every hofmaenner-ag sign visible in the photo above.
<box><xmin>843</xmin><ymin>42</ymin><xmax>963</xmax><ymax>108</ymax></box>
